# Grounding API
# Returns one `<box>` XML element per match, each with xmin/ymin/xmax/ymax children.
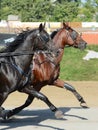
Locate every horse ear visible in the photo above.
<box><xmin>62</xmin><ymin>22</ymin><xmax>69</xmax><ymax>28</ymax></box>
<box><xmin>62</xmin><ymin>22</ymin><xmax>66</xmax><ymax>27</ymax></box>
<box><xmin>39</xmin><ymin>23</ymin><xmax>43</xmax><ymax>32</ymax></box>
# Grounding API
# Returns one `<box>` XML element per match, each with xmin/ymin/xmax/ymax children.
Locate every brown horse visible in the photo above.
<box><xmin>32</xmin><ymin>22</ymin><xmax>87</xmax><ymax>105</ymax></box>
<box><xmin>3</xmin><ymin>23</ymin><xmax>87</xmax><ymax>120</ymax></box>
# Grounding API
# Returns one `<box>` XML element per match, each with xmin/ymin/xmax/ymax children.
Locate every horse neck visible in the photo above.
<box><xmin>52</xmin><ymin>30</ymin><xmax>68</xmax><ymax>50</ymax></box>
<box><xmin>52</xmin><ymin>30</ymin><xmax>67</xmax><ymax>64</ymax></box>
<box><xmin>54</xmin><ymin>48</ymin><xmax>64</xmax><ymax>64</ymax></box>
<box><xmin>14</xmin><ymin>35</ymin><xmax>34</xmax><ymax>71</ymax></box>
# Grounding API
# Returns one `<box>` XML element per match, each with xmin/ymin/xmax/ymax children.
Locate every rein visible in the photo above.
<box><xmin>0</xmin><ymin>51</ymin><xmax>34</xmax><ymax>57</ymax></box>
<box><xmin>0</xmin><ymin>50</ymin><xmax>52</xmax><ymax>57</ymax></box>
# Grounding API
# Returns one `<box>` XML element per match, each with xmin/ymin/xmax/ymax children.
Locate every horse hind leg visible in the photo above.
<box><xmin>64</xmin><ymin>83</ymin><xmax>88</xmax><ymax>108</ymax></box>
<box><xmin>54</xmin><ymin>79</ymin><xmax>88</xmax><ymax>108</ymax></box>
<box><xmin>2</xmin><ymin>95</ymin><xmax>34</xmax><ymax>120</ymax></box>
<box><xmin>0</xmin><ymin>107</ymin><xmax>5</xmax><ymax>118</ymax></box>
<box><xmin>3</xmin><ymin>87</ymin><xmax>64</xmax><ymax>120</ymax></box>
<box><xmin>2</xmin><ymin>87</ymin><xmax>42</xmax><ymax>120</ymax></box>
<box><xmin>0</xmin><ymin>93</ymin><xmax>9</xmax><ymax>120</ymax></box>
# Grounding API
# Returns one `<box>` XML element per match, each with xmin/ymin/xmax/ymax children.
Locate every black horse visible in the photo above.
<box><xmin>0</xmin><ymin>23</ymin><xmax>88</xmax><ymax>121</ymax></box>
<box><xmin>0</xmin><ymin>23</ymin><xmax>60</xmax><ymax>120</ymax></box>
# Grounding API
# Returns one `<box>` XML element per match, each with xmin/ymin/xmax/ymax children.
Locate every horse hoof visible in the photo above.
<box><xmin>55</xmin><ymin>110</ymin><xmax>64</xmax><ymax>119</ymax></box>
<box><xmin>3</xmin><ymin>113</ymin><xmax>9</xmax><ymax>121</ymax></box>
<box><xmin>0</xmin><ymin>110</ymin><xmax>9</xmax><ymax>121</ymax></box>
<box><xmin>0</xmin><ymin>107</ymin><xmax>5</xmax><ymax>111</ymax></box>
<box><xmin>0</xmin><ymin>107</ymin><xmax>5</xmax><ymax>114</ymax></box>
<box><xmin>80</xmin><ymin>103</ymin><xmax>89</xmax><ymax>108</ymax></box>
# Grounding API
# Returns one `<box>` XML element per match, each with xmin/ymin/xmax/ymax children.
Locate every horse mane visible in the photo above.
<box><xmin>0</xmin><ymin>29</ymin><xmax>36</xmax><ymax>53</ymax></box>
<box><xmin>50</xmin><ymin>28</ymin><xmax>65</xmax><ymax>39</ymax></box>
<box><xmin>50</xmin><ymin>30</ymin><xmax>58</xmax><ymax>39</ymax></box>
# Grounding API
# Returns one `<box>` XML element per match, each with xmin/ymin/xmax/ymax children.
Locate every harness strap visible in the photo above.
<box><xmin>0</xmin><ymin>51</ymin><xmax>52</xmax><ymax>57</ymax></box>
<box><xmin>0</xmin><ymin>61</ymin><xmax>30</xmax><ymax>88</ymax></box>
<box><xmin>0</xmin><ymin>51</ymin><xmax>34</xmax><ymax>57</ymax></box>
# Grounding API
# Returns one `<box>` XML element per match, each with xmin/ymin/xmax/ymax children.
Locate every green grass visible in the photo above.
<box><xmin>60</xmin><ymin>45</ymin><xmax>98</xmax><ymax>81</ymax></box>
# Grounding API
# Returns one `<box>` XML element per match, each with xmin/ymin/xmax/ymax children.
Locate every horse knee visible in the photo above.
<box><xmin>64</xmin><ymin>83</ymin><xmax>76</xmax><ymax>92</ymax></box>
<box><xmin>36</xmin><ymin>92</ymin><xmax>48</xmax><ymax>102</ymax></box>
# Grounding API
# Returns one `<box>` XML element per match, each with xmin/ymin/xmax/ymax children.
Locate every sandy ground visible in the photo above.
<box><xmin>3</xmin><ymin>81</ymin><xmax>98</xmax><ymax>108</ymax></box>
<box><xmin>0</xmin><ymin>81</ymin><xmax>98</xmax><ymax>130</ymax></box>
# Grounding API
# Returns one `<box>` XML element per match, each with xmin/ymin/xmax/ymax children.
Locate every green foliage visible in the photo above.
<box><xmin>0</xmin><ymin>0</ymin><xmax>79</xmax><ymax>21</ymax></box>
<box><xmin>51</xmin><ymin>2</ymin><xmax>78</xmax><ymax>21</ymax></box>
<box><xmin>0</xmin><ymin>0</ymin><xmax>98</xmax><ymax>22</ymax></box>
<box><xmin>77</xmin><ymin>0</ymin><xmax>97</xmax><ymax>21</ymax></box>
<box><xmin>95</xmin><ymin>14</ymin><xmax>98</xmax><ymax>22</ymax></box>
<box><xmin>60</xmin><ymin>45</ymin><xmax>98</xmax><ymax>81</ymax></box>
<box><xmin>29</xmin><ymin>0</ymin><xmax>54</xmax><ymax>22</ymax></box>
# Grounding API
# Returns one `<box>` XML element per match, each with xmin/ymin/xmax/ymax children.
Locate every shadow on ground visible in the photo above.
<box><xmin>0</xmin><ymin>107</ymin><xmax>87</xmax><ymax>130</ymax></box>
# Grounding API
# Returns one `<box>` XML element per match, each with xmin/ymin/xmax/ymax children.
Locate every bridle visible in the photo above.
<box><xmin>64</xmin><ymin>27</ymin><xmax>81</xmax><ymax>47</ymax></box>
<box><xmin>37</xmin><ymin>32</ymin><xmax>50</xmax><ymax>43</ymax></box>
<box><xmin>64</xmin><ymin>29</ymin><xmax>75</xmax><ymax>47</ymax></box>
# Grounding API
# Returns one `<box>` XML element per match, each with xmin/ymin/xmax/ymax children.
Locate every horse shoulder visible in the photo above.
<box><xmin>32</xmin><ymin>52</ymin><xmax>54</xmax><ymax>82</ymax></box>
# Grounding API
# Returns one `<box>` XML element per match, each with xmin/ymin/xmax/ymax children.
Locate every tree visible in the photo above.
<box><xmin>76</xmin><ymin>0</ymin><xmax>97</xmax><ymax>21</ymax></box>
<box><xmin>51</xmin><ymin>2</ymin><xmax>79</xmax><ymax>21</ymax></box>
<box><xmin>0</xmin><ymin>0</ymin><xmax>81</xmax><ymax>22</ymax></box>
<box><xmin>28</xmin><ymin>0</ymin><xmax>54</xmax><ymax>22</ymax></box>
<box><xmin>93</xmin><ymin>0</ymin><xmax>98</xmax><ymax>21</ymax></box>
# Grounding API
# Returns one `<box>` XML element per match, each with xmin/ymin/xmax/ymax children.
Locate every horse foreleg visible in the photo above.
<box><xmin>21</xmin><ymin>86</ymin><xmax>64</xmax><ymax>119</ymax></box>
<box><xmin>53</xmin><ymin>79</ymin><xmax>88</xmax><ymax>108</ymax></box>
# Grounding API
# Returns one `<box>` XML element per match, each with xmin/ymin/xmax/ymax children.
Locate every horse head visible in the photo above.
<box><xmin>51</xmin><ymin>28</ymin><xmax>74</xmax><ymax>49</ymax></box>
<box><xmin>24</xmin><ymin>23</ymin><xmax>52</xmax><ymax>52</ymax></box>
<box><xmin>62</xmin><ymin>22</ymin><xmax>87</xmax><ymax>50</ymax></box>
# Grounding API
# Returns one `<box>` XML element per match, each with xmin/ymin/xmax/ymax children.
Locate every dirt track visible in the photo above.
<box><xmin>1</xmin><ymin>81</ymin><xmax>98</xmax><ymax>130</ymax></box>
<box><xmin>3</xmin><ymin>81</ymin><xmax>98</xmax><ymax>108</ymax></box>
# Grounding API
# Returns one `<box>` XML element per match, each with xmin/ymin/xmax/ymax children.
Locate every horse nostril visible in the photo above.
<box><xmin>77</xmin><ymin>42</ymin><xmax>86</xmax><ymax>50</ymax></box>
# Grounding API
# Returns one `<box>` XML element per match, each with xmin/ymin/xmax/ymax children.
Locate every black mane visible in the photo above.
<box><xmin>1</xmin><ymin>29</ymin><xmax>36</xmax><ymax>53</ymax></box>
<box><xmin>50</xmin><ymin>30</ymin><xmax>58</xmax><ymax>39</ymax></box>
